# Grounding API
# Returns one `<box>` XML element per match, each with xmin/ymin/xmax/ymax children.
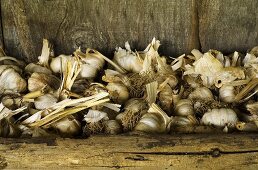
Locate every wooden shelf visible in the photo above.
<box><xmin>0</xmin><ymin>133</ymin><xmax>258</xmax><ymax>169</ymax></box>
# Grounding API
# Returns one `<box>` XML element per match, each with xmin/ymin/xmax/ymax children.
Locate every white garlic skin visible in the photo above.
<box><xmin>52</xmin><ymin>117</ymin><xmax>81</xmax><ymax>136</ymax></box>
<box><xmin>174</xmin><ymin>99</ymin><xmax>194</xmax><ymax>116</ymax></box>
<box><xmin>188</xmin><ymin>87</ymin><xmax>214</xmax><ymax>101</ymax></box>
<box><xmin>0</xmin><ymin>68</ymin><xmax>27</xmax><ymax>94</ymax></box>
<box><xmin>219</xmin><ymin>85</ymin><xmax>235</xmax><ymax>103</ymax></box>
<box><xmin>80</xmin><ymin>64</ymin><xmax>98</xmax><ymax>79</ymax></box>
<box><xmin>158</xmin><ymin>84</ymin><xmax>173</xmax><ymax>114</ymax></box>
<box><xmin>50</xmin><ymin>54</ymin><xmax>73</xmax><ymax>73</ymax></box>
<box><xmin>80</xmin><ymin>51</ymin><xmax>105</xmax><ymax>79</ymax></box>
<box><xmin>114</xmin><ymin>45</ymin><xmax>143</xmax><ymax>73</ymax></box>
<box><xmin>106</xmin><ymin>82</ymin><xmax>129</xmax><ymax>104</ymax></box>
<box><xmin>171</xmin><ymin>115</ymin><xmax>199</xmax><ymax>127</ymax></box>
<box><xmin>115</xmin><ymin>112</ymin><xmax>125</xmax><ymax>124</ymax></box>
<box><xmin>25</xmin><ymin>63</ymin><xmax>52</xmax><ymax>75</ymax></box>
<box><xmin>34</xmin><ymin>94</ymin><xmax>58</xmax><ymax>110</ymax></box>
<box><xmin>201</xmin><ymin>108</ymin><xmax>238</xmax><ymax>128</ymax></box>
<box><xmin>104</xmin><ymin>120</ymin><xmax>122</xmax><ymax>134</ymax></box>
<box><xmin>28</xmin><ymin>72</ymin><xmax>60</xmax><ymax>92</ymax></box>
<box><xmin>134</xmin><ymin>112</ymin><xmax>168</xmax><ymax>133</ymax></box>
<box><xmin>0</xmin><ymin>65</ymin><xmax>22</xmax><ymax>74</ymax></box>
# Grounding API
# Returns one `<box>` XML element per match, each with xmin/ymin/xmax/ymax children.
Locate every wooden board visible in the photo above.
<box><xmin>199</xmin><ymin>0</ymin><xmax>258</xmax><ymax>54</ymax></box>
<box><xmin>0</xmin><ymin>3</ymin><xmax>3</xmax><ymax>49</ymax></box>
<box><xmin>1</xmin><ymin>0</ymin><xmax>199</xmax><ymax>62</ymax></box>
<box><xmin>0</xmin><ymin>133</ymin><xmax>258</xmax><ymax>169</ymax></box>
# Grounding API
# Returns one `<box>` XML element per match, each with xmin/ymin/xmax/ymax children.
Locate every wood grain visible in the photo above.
<box><xmin>0</xmin><ymin>133</ymin><xmax>258</xmax><ymax>169</ymax></box>
<box><xmin>1</xmin><ymin>0</ymin><xmax>199</xmax><ymax>62</ymax></box>
<box><xmin>0</xmin><ymin>2</ymin><xmax>3</xmax><ymax>49</ymax></box>
<box><xmin>199</xmin><ymin>0</ymin><xmax>258</xmax><ymax>53</ymax></box>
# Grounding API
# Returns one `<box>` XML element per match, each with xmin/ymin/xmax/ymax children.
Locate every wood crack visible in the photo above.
<box><xmin>119</xmin><ymin>148</ymin><xmax>258</xmax><ymax>158</ymax></box>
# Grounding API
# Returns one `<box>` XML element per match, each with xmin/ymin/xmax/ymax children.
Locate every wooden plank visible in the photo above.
<box><xmin>1</xmin><ymin>0</ymin><xmax>199</xmax><ymax>62</ymax></box>
<box><xmin>199</xmin><ymin>0</ymin><xmax>258</xmax><ymax>53</ymax></box>
<box><xmin>0</xmin><ymin>133</ymin><xmax>258</xmax><ymax>168</ymax></box>
<box><xmin>0</xmin><ymin>1</ymin><xmax>3</xmax><ymax>49</ymax></box>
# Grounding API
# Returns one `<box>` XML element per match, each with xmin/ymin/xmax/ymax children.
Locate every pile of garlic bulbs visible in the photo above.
<box><xmin>1</xmin><ymin>38</ymin><xmax>258</xmax><ymax>138</ymax></box>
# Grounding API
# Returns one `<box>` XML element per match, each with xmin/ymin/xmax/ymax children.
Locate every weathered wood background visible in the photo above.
<box><xmin>0</xmin><ymin>0</ymin><xmax>257</xmax><ymax>62</ymax></box>
<box><xmin>0</xmin><ymin>133</ymin><xmax>258</xmax><ymax>169</ymax></box>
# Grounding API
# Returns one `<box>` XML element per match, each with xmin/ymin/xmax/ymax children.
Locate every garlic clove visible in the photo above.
<box><xmin>84</xmin><ymin>109</ymin><xmax>109</xmax><ymax>123</ymax></box>
<box><xmin>134</xmin><ymin>112</ymin><xmax>163</xmax><ymax>133</ymax></box>
<box><xmin>134</xmin><ymin>103</ymin><xmax>172</xmax><ymax>133</ymax></box>
<box><xmin>219</xmin><ymin>85</ymin><xmax>235</xmax><ymax>103</ymax></box>
<box><xmin>28</xmin><ymin>72</ymin><xmax>60</xmax><ymax>92</ymax></box>
<box><xmin>106</xmin><ymin>82</ymin><xmax>129</xmax><ymax>104</ymax></box>
<box><xmin>1</xmin><ymin>95</ymin><xmax>23</xmax><ymax>110</ymax></box>
<box><xmin>174</xmin><ymin>99</ymin><xmax>194</xmax><ymax>116</ymax></box>
<box><xmin>51</xmin><ymin>116</ymin><xmax>81</xmax><ymax>137</ymax></box>
<box><xmin>188</xmin><ymin>87</ymin><xmax>214</xmax><ymax>101</ymax></box>
<box><xmin>171</xmin><ymin>115</ymin><xmax>199</xmax><ymax>127</ymax></box>
<box><xmin>25</xmin><ymin>63</ymin><xmax>52</xmax><ymax>75</ymax></box>
<box><xmin>78</xmin><ymin>49</ymin><xmax>105</xmax><ymax>79</ymax></box>
<box><xmin>104</xmin><ymin>120</ymin><xmax>122</xmax><ymax>134</ymax></box>
<box><xmin>113</xmin><ymin>42</ymin><xmax>143</xmax><ymax>73</ymax></box>
<box><xmin>50</xmin><ymin>54</ymin><xmax>74</xmax><ymax>73</ymax></box>
<box><xmin>0</xmin><ymin>68</ymin><xmax>27</xmax><ymax>94</ymax></box>
<box><xmin>0</xmin><ymin>64</ymin><xmax>22</xmax><ymax>74</ymax></box>
<box><xmin>34</xmin><ymin>94</ymin><xmax>58</xmax><ymax>110</ymax></box>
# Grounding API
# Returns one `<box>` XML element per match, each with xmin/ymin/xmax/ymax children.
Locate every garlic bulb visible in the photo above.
<box><xmin>0</xmin><ymin>67</ymin><xmax>27</xmax><ymax>94</ymax></box>
<box><xmin>25</xmin><ymin>63</ymin><xmax>52</xmax><ymax>75</ymax></box>
<box><xmin>34</xmin><ymin>94</ymin><xmax>58</xmax><ymax>110</ymax></box>
<box><xmin>134</xmin><ymin>103</ymin><xmax>172</xmax><ymax>133</ymax></box>
<box><xmin>1</xmin><ymin>95</ymin><xmax>22</xmax><ymax>110</ymax></box>
<box><xmin>115</xmin><ymin>98</ymin><xmax>148</xmax><ymax>131</ymax></box>
<box><xmin>0</xmin><ymin>64</ymin><xmax>22</xmax><ymax>74</ymax></box>
<box><xmin>104</xmin><ymin>120</ymin><xmax>122</xmax><ymax>134</ymax></box>
<box><xmin>28</xmin><ymin>72</ymin><xmax>60</xmax><ymax>92</ymax></box>
<box><xmin>219</xmin><ymin>85</ymin><xmax>235</xmax><ymax>103</ymax></box>
<box><xmin>50</xmin><ymin>54</ymin><xmax>74</xmax><ymax>73</ymax></box>
<box><xmin>171</xmin><ymin>115</ymin><xmax>199</xmax><ymax>127</ymax></box>
<box><xmin>0</xmin><ymin>118</ymin><xmax>21</xmax><ymax>137</ymax></box>
<box><xmin>188</xmin><ymin>87</ymin><xmax>214</xmax><ymax>101</ymax></box>
<box><xmin>84</xmin><ymin>109</ymin><xmax>109</xmax><ymax>123</ymax></box>
<box><xmin>106</xmin><ymin>82</ymin><xmax>129</xmax><ymax>104</ymax></box>
<box><xmin>79</xmin><ymin>48</ymin><xmax>105</xmax><ymax>79</ymax></box>
<box><xmin>201</xmin><ymin>108</ymin><xmax>238</xmax><ymax>129</ymax></box>
<box><xmin>51</xmin><ymin>116</ymin><xmax>81</xmax><ymax>136</ymax></box>
<box><xmin>113</xmin><ymin>42</ymin><xmax>143</xmax><ymax>73</ymax></box>
<box><xmin>174</xmin><ymin>99</ymin><xmax>194</xmax><ymax>116</ymax></box>
<box><xmin>158</xmin><ymin>84</ymin><xmax>173</xmax><ymax>115</ymax></box>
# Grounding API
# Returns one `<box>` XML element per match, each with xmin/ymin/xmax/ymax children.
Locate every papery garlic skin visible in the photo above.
<box><xmin>188</xmin><ymin>87</ymin><xmax>214</xmax><ymax>101</ymax></box>
<box><xmin>114</xmin><ymin>42</ymin><xmax>143</xmax><ymax>73</ymax></box>
<box><xmin>134</xmin><ymin>112</ymin><xmax>165</xmax><ymax>133</ymax></box>
<box><xmin>28</xmin><ymin>72</ymin><xmax>60</xmax><ymax>92</ymax></box>
<box><xmin>52</xmin><ymin>117</ymin><xmax>81</xmax><ymax>136</ymax></box>
<box><xmin>201</xmin><ymin>108</ymin><xmax>238</xmax><ymax>128</ymax></box>
<box><xmin>79</xmin><ymin>49</ymin><xmax>105</xmax><ymax>79</ymax></box>
<box><xmin>134</xmin><ymin>104</ymin><xmax>172</xmax><ymax>133</ymax></box>
<box><xmin>171</xmin><ymin>115</ymin><xmax>199</xmax><ymax>127</ymax></box>
<box><xmin>174</xmin><ymin>99</ymin><xmax>194</xmax><ymax>116</ymax></box>
<box><xmin>0</xmin><ymin>68</ymin><xmax>27</xmax><ymax>94</ymax></box>
<box><xmin>50</xmin><ymin>54</ymin><xmax>73</xmax><ymax>73</ymax></box>
<box><xmin>106</xmin><ymin>82</ymin><xmax>129</xmax><ymax>104</ymax></box>
<box><xmin>158</xmin><ymin>84</ymin><xmax>173</xmax><ymax>114</ymax></box>
<box><xmin>219</xmin><ymin>85</ymin><xmax>235</xmax><ymax>103</ymax></box>
<box><xmin>34</xmin><ymin>94</ymin><xmax>58</xmax><ymax>110</ymax></box>
<box><xmin>25</xmin><ymin>63</ymin><xmax>52</xmax><ymax>75</ymax></box>
<box><xmin>104</xmin><ymin>120</ymin><xmax>122</xmax><ymax>134</ymax></box>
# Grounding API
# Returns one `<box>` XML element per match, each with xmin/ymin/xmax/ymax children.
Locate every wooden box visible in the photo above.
<box><xmin>0</xmin><ymin>0</ymin><xmax>258</xmax><ymax>169</ymax></box>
